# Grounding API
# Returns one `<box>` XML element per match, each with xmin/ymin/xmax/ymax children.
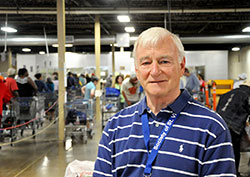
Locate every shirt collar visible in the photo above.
<box><xmin>138</xmin><ymin>89</ymin><xmax>191</xmax><ymax>116</ymax></box>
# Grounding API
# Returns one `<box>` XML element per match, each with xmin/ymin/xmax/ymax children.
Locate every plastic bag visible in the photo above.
<box><xmin>64</xmin><ymin>160</ymin><xmax>95</xmax><ymax>177</ymax></box>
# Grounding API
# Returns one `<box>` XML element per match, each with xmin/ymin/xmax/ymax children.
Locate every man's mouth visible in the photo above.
<box><xmin>149</xmin><ymin>80</ymin><xmax>166</xmax><ymax>83</ymax></box>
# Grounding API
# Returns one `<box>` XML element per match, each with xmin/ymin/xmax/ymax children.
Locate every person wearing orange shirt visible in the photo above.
<box><xmin>0</xmin><ymin>76</ymin><xmax>11</xmax><ymax>127</ymax></box>
<box><xmin>5</xmin><ymin>68</ymin><xmax>19</xmax><ymax>98</ymax></box>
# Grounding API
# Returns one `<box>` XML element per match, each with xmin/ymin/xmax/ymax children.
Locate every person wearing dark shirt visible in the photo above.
<box><xmin>34</xmin><ymin>73</ymin><xmax>50</xmax><ymax>93</ymax></box>
<box><xmin>67</xmin><ymin>72</ymin><xmax>76</xmax><ymax>90</ymax></box>
<box><xmin>16</xmin><ymin>68</ymin><xmax>37</xmax><ymax>97</ymax></box>
<box><xmin>217</xmin><ymin>80</ymin><xmax>250</xmax><ymax>176</ymax></box>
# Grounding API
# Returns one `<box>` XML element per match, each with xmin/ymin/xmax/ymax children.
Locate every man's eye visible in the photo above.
<box><xmin>160</xmin><ymin>60</ymin><xmax>169</xmax><ymax>64</ymax></box>
<box><xmin>142</xmin><ymin>61</ymin><xmax>151</xmax><ymax>65</ymax></box>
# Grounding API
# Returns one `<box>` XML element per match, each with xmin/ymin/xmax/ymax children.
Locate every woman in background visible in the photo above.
<box><xmin>113</xmin><ymin>75</ymin><xmax>125</xmax><ymax>110</ymax></box>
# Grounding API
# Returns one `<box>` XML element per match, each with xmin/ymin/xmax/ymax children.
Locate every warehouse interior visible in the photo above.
<box><xmin>0</xmin><ymin>0</ymin><xmax>250</xmax><ymax>177</ymax></box>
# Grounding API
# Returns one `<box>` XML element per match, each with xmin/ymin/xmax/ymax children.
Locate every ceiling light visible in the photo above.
<box><xmin>125</xmin><ymin>27</ymin><xmax>135</xmax><ymax>33</ymax></box>
<box><xmin>110</xmin><ymin>43</ymin><xmax>118</xmax><ymax>47</ymax></box>
<box><xmin>242</xmin><ymin>27</ymin><xmax>250</xmax><ymax>32</ymax></box>
<box><xmin>117</xmin><ymin>15</ymin><xmax>130</xmax><ymax>22</ymax></box>
<box><xmin>22</xmin><ymin>48</ymin><xmax>31</xmax><ymax>52</ymax></box>
<box><xmin>232</xmin><ymin>47</ymin><xmax>240</xmax><ymax>51</ymax></box>
<box><xmin>39</xmin><ymin>51</ymin><xmax>45</xmax><ymax>55</ymax></box>
<box><xmin>1</xmin><ymin>26</ymin><xmax>17</xmax><ymax>33</ymax></box>
<box><xmin>52</xmin><ymin>44</ymin><xmax>73</xmax><ymax>48</ymax></box>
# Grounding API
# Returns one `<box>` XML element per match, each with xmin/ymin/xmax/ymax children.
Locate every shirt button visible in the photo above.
<box><xmin>155</xmin><ymin>123</ymin><xmax>159</xmax><ymax>127</ymax></box>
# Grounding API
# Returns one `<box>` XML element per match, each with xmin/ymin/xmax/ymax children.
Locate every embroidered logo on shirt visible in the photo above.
<box><xmin>179</xmin><ymin>144</ymin><xmax>184</xmax><ymax>153</ymax></box>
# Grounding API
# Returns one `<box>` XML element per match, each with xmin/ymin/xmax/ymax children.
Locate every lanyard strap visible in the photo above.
<box><xmin>141</xmin><ymin>112</ymin><xmax>179</xmax><ymax>176</ymax></box>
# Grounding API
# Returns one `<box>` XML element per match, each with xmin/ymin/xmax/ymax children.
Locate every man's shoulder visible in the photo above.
<box><xmin>184</xmin><ymin>100</ymin><xmax>228</xmax><ymax>132</ymax></box>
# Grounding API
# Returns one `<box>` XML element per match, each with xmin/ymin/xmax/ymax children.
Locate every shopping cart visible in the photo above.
<box><xmin>101</xmin><ymin>88</ymin><xmax>120</xmax><ymax>129</ymax></box>
<box><xmin>0</xmin><ymin>98</ymin><xmax>20</xmax><ymax>146</ymax></box>
<box><xmin>36</xmin><ymin>94</ymin><xmax>46</xmax><ymax>128</ymax></box>
<box><xmin>43</xmin><ymin>92</ymin><xmax>58</xmax><ymax>121</ymax></box>
<box><xmin>64</xmin><ymin>99</ymin><xmax>89</xmax><ymax>144</ymax></box>
<box><xmin>16</xmin><ymin>97</ymin><xmax>37</xmax><ymax>137</ymax></box>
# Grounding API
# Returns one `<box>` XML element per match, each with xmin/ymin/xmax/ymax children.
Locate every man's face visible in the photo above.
<box><xmin>135</xmin><ymin>36</ymin><xmax>185</xmax><ymax>99</ymax></box>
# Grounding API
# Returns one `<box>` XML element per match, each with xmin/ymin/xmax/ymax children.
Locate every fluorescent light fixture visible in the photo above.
<box><xmin>232</xmin><ymin>47</ymin><xmax>240</xmax><ymax>51</ymax></box>
<box><xmin>110</xmin><ymin>43</ymin><xmax>118</xmax><ymax>47</ymax></box>
<box><xmin>125</xmin><ymin>27</ymin><xmax>135</xmax><ymax>33</ymax></box>
<box><xmin>22</xmin><ymin>48</ymin><xmax>31</xmax><ymax>52</ymax></box>
<box><xmin>52</xmin><ymin>43</ymin><xmax>73</xmax><ymax>47</ymax></box>
<box><xmin>1</xmin><ymin>26</ymin><xmax>17</xmax><ymax>33</ymax></box>
<box><xmin>117</xmin><ymin>15</ymin><xmax>130</xmax><ymax>22</ymax></box>
<box><xmin>242</xmin><ymin>27</ymin><xmax>250</xmax><ymax>32</ymax></box>
<box><xmin>39</xmin><ymin>51</ymin><xmax>45</xmax><ymax>55</ymax></box>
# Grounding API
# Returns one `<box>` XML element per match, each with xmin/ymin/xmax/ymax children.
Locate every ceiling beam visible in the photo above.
<box><xmin>0</xmin><ymin>8</ymin><xmax>250</xmax><ymax>15</ymax></box>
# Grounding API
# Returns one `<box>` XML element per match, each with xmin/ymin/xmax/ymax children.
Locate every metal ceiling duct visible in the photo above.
<box><xmin>0</xmin><ymin>35</ymin><xmax>250</xmax><ymax>46</ymax></box>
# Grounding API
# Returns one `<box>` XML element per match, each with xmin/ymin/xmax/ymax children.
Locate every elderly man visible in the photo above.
<box><xmin>94</xmin><ymin>27</ymin><xmax>236</xmax><ymax>176</ymax></box>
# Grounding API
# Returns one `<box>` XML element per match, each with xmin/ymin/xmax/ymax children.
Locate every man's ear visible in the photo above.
<box><xmin>180</xmin><ymin>57</ymin><xmax>186</xmax><ymax>75</ymax></box>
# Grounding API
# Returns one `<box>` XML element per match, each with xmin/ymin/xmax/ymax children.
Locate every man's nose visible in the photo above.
<box><xmin>150</xmin><ymin>62</ymin><xmax>161</xmax><ymax>76</ymax></box>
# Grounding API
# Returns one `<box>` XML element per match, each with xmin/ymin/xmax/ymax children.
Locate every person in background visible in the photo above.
<box><xmin>0</xmin><ymin>76</ymin><xmax>11</xmax><ymax>116</ymax></box>
<box><xmin>112</xmin><ymin>75</ymin><xmax>125</xmax><ymax>110</ymax></box>
<box><xmin>183</xmin><ymin>68</ymin><xmax>200</xmax><ymax>95</ymax></box>
<box><xmin>234</xmin><ymin>73</ymin><xmax>247</xmax><ymax>89</ymax></box>
<box><xmin>46</xmin><ymin>77</ymin><xmax>54</xmax><ymax>92</ymax></box>
<box><xmin>52</xmin><ymin>72</ymin><xmax>58</xmax><ymax>80</ymax></box>
<box><xmin>197</xmin><ymin>73</ymin><xmax>205</xmax><ymax>92</ymax></box>
<box><xmin>81</xmin><ymin>76</ymin><xmax>99</xmax><ymax>119</ymax></box>
<box><xmin>16</xmin><ymin>68</ymin><xmax>37</xmax><ymax>97</ymax></box>
<box><xmin>52</xmin><ymin>74</ymin><xmax>59</xmax><ymax>94</ymax></box>
<box><xmin>217</xmin><ymin>80</ymin><xmax>250</xmax><ymax>176</ymax></box>
<box><xmin>0</xmin><ymin>76</ymin><xmax>12</xmax><ymax>141</ymax></box>
<box><xmin>79</xmin><ymin>74</ymin><xmax>87</xmax><ymax>87</ymax></box>
<box><xmin>105</xmin><ymin>74</ymin><xmax>113</xmax><ymax>88</ymax></box>
<box><xmin>34</xmin><ymin>73</ymin><xmax>50</xmax><ymax>93</ymax></box>
<box><xmin>121</xmin><ymin>74</ymin><xmax>140</xmax><ymax>107</ymax></box>
<box><xmin>67</xmin><ymin>72</ymin><xmax>76</xmax><ymax>90</ymax></box>
<box><xmin>72</xmin><ymin>73</ymin><xmax>80</xmax><ymax>88</ymax></box>
<box><xmin>94</xmin><ymin>27</ymin><xmax>236</xmax><ymax>177</ymax></box>
<box><xmin>85</xmin><ymin>73</ymin><xmax>91</xmax><ymax>83</ymax></box>
<box><xmin>82</xmin><ymin>76</ymin><xmax>99</xmax><ymax>100</ymax></box>
<box><xmin>5</xmin><ymin>68</ymin><xmax>19</xmax><ymax>98</ymax></box>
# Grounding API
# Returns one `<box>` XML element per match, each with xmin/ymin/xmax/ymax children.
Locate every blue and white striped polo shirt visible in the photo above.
<box><xmin>94</xmin><ymin>89</ymin><xmax>236</xmax><ymax>177</ymax></box>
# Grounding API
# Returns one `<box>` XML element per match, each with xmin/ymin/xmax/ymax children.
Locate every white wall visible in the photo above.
<box><xmin>114</xmin><ymin>51</ymin><xmax>135</xmax><ymax>75</ymax></box>
<box><xmin>17</xmin><ymin>50</ymin><xmax>229</xmax><ymax>80</ymax></box>
<box><xmin>185</xmin><ymin>50</ymin><xmax>228</xmax><ymax>80</ymax></box>
<box><xmin>228</xmin><ymin>46</ymin><xmax>250</xmax><ymax>80</ymax></box>
<box><xmin>17</xmin><ymin>54</ymin><xmax>37</xmax><ymax>79</ymax></box>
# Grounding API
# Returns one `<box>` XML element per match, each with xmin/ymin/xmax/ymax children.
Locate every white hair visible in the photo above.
<box><xmin>133</xmin><ymin>27</ymin><xmax>185</xmax><ymax>64</ymax></box>
<box><xmin>7</xmin><ymin>68</ymin><xmax>16</xmax><ymax>76</ymax></box>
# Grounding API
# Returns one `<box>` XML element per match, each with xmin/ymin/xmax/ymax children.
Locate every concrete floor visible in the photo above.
<box><xmin>1</xmin><ymin>118</ymin><xmax>250</xmax><ymax>177</ymax></box>
<box><xmin>0</xmin><ymin>119</ymin><xmax>102</xmax><ymax>177</ymax></box>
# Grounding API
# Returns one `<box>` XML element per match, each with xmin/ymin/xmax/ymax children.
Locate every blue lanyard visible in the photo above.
<box><xmin>141</xmin><ymin>112</ymin><xmax>179</xmax><ymax>176</ymax></box>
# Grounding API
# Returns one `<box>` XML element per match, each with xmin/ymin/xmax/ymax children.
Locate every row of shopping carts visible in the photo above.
<box><xmin>1</xmin><ymin>88</ymin><xmax>98</xmax><ymax>147</ymax></box>
<box><xmin>0</xmin><ymin>93</ymin><xmax>58</xmax><ymax>147</ymax></box>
